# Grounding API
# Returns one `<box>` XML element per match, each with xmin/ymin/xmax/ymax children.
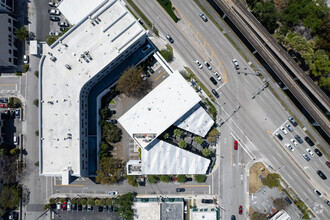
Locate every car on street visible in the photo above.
<box><xmin>285</xmin><ymin>143</ymin><xmax>294</xmax><ymax>152</ymax></box>
<box><xmin>239</xmin><ymin>206</ymin><xmax>242</xmax><ymax>215</ymax></box>
<box><xmin>199</xmin><ymin>13</ymin><xmax>208</xmax><ymax>22</ymax></box>
<box><xmin>280</xmin><ymin>127</ymin><xmax>287</xmax><ymax>135</ymax></box>
<box><xmin>306</xmin><ymin>148</ymin><xmax>314</xmax><ymax>157</ymax></box>
<box><xmin>210</xmin><ymin>77</ymin><xmax>217</xmax><ymax>85</ymax></box>
<box><xmin>304</xmin><ymin>136</ymin><xmax>314</xmax><ymax>146</ymax></box>
<box><xmin>326</xmin><ymin>161</ymin><xmax>330</xmax><ymax>168</ymax></box>
<box><xmin>50</xmin><ymin>16</ymin><xmax>60</xmax><ymax>21</ymax></box>
<box><xmin>23</xmin><ymin>55</ymin><xmax>29</xmax><ymax>64</ymax></box>
<box><xmin>15</xmin><ymin>109</ymin><xmax>20</xmax><ymax>118</ymax></box>
<box><xmin>214</xmin><ymin>72</ymin><xmax>222</xmax><ymax>81</ymax></box>
<box><xmin>212</xmin><ymin>89</ymin><xmax>219</xmax><ymax>98</ymax></box>
<box><xmin>166</xmin><ymin>34</ymin><xmax>174</xmax><ymax>43</ymax></box>
<box><xmin>58</xmin><ymin>21</ymin><xmax>69</xmax><ymax>27</ymax></box>
<box><xmin>13</xmin><ymin>136</ymin><xmax>19</xmax><ymax>145</ymax></box>
<box><xmin>285</xmin><ymin>124</ymin><xmax>293</xmax><ymax>132</ymax></box>
<box><xmin>108</xmin><ymin>191</ymin><xmax>118</xmax><ymax>196</ymax></box>
<box><xmin>234</xmin><ymin>140</ymin><xmax>238</xmax><ymax>150</ymax></box>
<box><xmin>275</xmin><ymin>132</ymin><xmax>283</xmax><ymax>141</ymax></box>
<box><xmin>302</xmin><ymin>153</ymin><xmax>310</xmax><ymax>162</ymax></box>
<box><xmin>231</xmin><ymin>215</ymin><xmax>236</xmax><ymax>220</ymax></box>
<box><xmin>232</xmin><ymin>59</ymin><xmax>239</xmax><ymax>70</ymax></box>
<box><xmin>49</xmin><ymin>9</ymin><xmax>60</xmax><ymax>15</ymax></box>
<box><xmin>314</xmin><ymin>189</ymin><xmax>322</xmax><ymax>197</ymax></box>
<box><xmin>294</xmin><ymin>135</ymin><xmax>303</xmax><ymax>144</ymax></box>
<box><xmin>195</xmin><ymin>60</ymin><xmax>203</xmax><ymax>69</ymax></box>
<box><xmin>316</xmin><ymin>170</ymin><xmax>327</xmax><ymax>180</ymax></box>
<box><xmin>176</xmin><ymin>188</ymin><xmax>185</xmax><ymax>192</ymax></box>
<box><xmin>290</xmin><ymin>139</ymin><xmax>298</xmax><ymax>147</ymax></box>
<box><xmin>325</xmin><ymin>200</ymin><xmax>330</xmax><ymax>207</ymax></box>
<box><xmin>288</xmin><ymin>116</ymin><xmax>298</xmax><ymax>126</ymax></box>
<box><xmin>204</xmin><ymin>61</ymin><xmax>212</xmax><ymax>70</ymax></box>
<box><xmin>314</xmin><ymin>148</ymin><xmax>322</xmax><ymax>157</ymax></box>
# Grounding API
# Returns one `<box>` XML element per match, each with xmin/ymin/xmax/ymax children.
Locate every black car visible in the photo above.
<box><xmin>0</xmin><ymin>98</ymin><xmax>8</xmax><ymax>103</ymax></box>
<box><xmin>231</xmin><ymin>215</ymin><xmax>236</xmax><ymax>220</ymax></box>
<box><xmin>210</xmin><ymin>77</ymin><xmax>217</xmax><ymax>85</ymax></box>
<box><xmin>110</xmin><ymin>110</ymin><xmax>116</xmax><ymax>115</ymax></box>
<box><xmin>285</xmin><ymin>197</ymin><xmax>292</xmax><ymax>204</ymax></box>
<box><xmin>212</xmin><ymin>89</ymin><xmax>219</xmax><ymax>98</ymax></box>
<box><xmin>77</xmin><ymin>204</ymin><xmax>82</xmax><ymax>211</ymax></box>
<box><xmin>304</xmin><ymin>136</ymin><xmax>314</xmax><ymax>146</ymax></box>
<box><xmin>10</xmin><ymin>110</ymin><xmax>15</xmax><ymax>119</ymax></box>
<box><xmin>314</xmin><ymin>149</ymin><xmax>322</xmax><ymax>157</ymax></box>
<box><xmin>294</xmin><ymin>135</ymin><xmax>303</xmax><ymax>144</ymax></box>
<box><xmin>166</xmin><ymin>34</ymin><xmax>174</xmax><ymax>43</ymax></box>
<box><xmin>50</xmin><ymin>16</ymin><xmax>60</xmax><ymax>21</ymax></box>
<box><xmin>176</xmin><ymin>188</ymin><xmax>185</xmax><ymax>192</ymax></box>
<box><xmin>288</xmin><ymin>116</ymin><xmax>298</xmax><ymax>127</ymax></box>
<box><xmin>316</xmin><ymin>170</ymin><xmax>327</xmax><ymax>180</ymax></box>
<box><xmin>325</xmin><ymin>200</ymin><xmax>330</xmax><ymax>207</ymax></box>
<box><xmin>98</xmin><ymin>205</ymin><xmax>103</xmax><ymax>212</ymax></box>
<box><xmin>147</xmin><ymin>66</ymin><xmax>154</xmax><ymax>74</ymax></box>
<box><xmin>201</xmin><ymin>141</ymin><xmax>209</xmax><ymax>148</ymax></box>
<box><xmin>275</xmin><ymin>132</ymin><xmax>283</xmax><ymax>141</ymax></box>
<box><xmin>71</xmin><ymin>204</ymin><xmax>77</xmax><ymax>210</ymax></box>
<box><xmin>145</xmin><ymin>71</ymin><xmax>150</xmax><ymax>77</ymax></box>
<box><xmin>201</xmin><ymin>199</ymin><xmax>213</xmax><ymax>204</ymax></box>
<box><xmin>186</xmin><ymin>177</ymin><xmax>193</xmax><ymax>181</ymax></box>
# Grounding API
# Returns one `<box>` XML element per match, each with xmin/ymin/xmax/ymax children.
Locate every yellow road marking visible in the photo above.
<box><xmin>180</xmin><ymin>185</ymin><xmax>209</xmax><ymax>187</ymax></box>
<box><xmin>204</xmin><ymin>40</ymin><xmax>206</xmax><ymax>47</ymax></box>
<box><xmin>56</xmin><ymin>184</ymin><xmax>84</xmax><ymax>186</ymax></box>
<box><xmin>155</xmin><ymin>70</ymin><xmax>166</xmax><ymax>81</ymax></box>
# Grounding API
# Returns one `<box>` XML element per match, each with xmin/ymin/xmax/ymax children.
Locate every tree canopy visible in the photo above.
<box><xmin>102</xmin><ymin>123</ymin><xmax>122</xmax><ymax>143</ymax></box>
<box><xmin>96</xmin><ymin>157</ymin><xmax>122</xmax><ymax>184</ymax></box>
<box><xmin>0</xmin><ymin>186</ymin><xmax>20</xmax><ymax>211</ymax></box>
<box><xmin>14</xmin><ymin>27</ymin><xmax>28</xmax><ymax>41</ymax></box>
<box><xmin>117</xmin><ymin>193</ymin><xmax>135</xmax><ymax>220</ymax></box>
<box><xmin>194</xmin><ymin>175</ymin><xmax>206</xmax><ymax>183</ymax></box>
<box><xmin>178</xmin><ymin>140</ymin><xmax>187</xmax><ymax>149</ymax></box>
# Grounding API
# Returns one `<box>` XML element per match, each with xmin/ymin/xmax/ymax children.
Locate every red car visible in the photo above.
<box><xmin>234</xmin><ymin>140</ymin><xmax>238</xmax><ymax>150</ymax></box>
<box><xmin>0</xmin><ymin>104</ymin><xmax>7</xmax><ymax>108</ymax></box>
<box><xmin>239</xmin><ymin>205</ymin><xmax>242</xmax><ymax>215</ymax></box>
<box><xmin>171</xmin><ymin>177</ymin><xmax>178</xmax><ymax>181</ymax></box>
<box><xmin>62</xmin><ymin>201</ymin><xmax>67</xmax><ymax>210</ymax></box>
<box><xmin>326</xmin><ymin>161</ymin><xmax>330</xmax><ymax>168</ymax></box>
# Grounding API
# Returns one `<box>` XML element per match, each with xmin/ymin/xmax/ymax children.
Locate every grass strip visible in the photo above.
<box><xmin>156</xmin><ymin>0</ymin><xmax>178</xmax><ymax>23</ymax></box>
<box><xmin>193</xmin><ymin>0</ymin><xmax>223</xmax><ymax>31</ymax></box>
<box><xmin>184</xmin><ymin>67</ymin><xmax>216</xmax><ymax>102</ymax></box>
<box><xmin>205</xmin><ymin>98</ymin><xmax>217</xmax><ymax>120</ymax></box>
<box><xmin>223</xmin><ymin>33</ymin><xmax>250</xmax><ymax>63</ymax></box>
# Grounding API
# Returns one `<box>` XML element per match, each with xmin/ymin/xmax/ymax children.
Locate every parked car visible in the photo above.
<box><xmin>304</xmin><ymin>136</ymin><xmax>314</xmax><ymax>146</ymax></box>
<box><xmin>77</xmin><ymin>204</ymin><xmax>82</xmax><ymax>211</ymax></box>
<box><xmin>87</xmin><ymin>205</ymin><xmax>93</xmax><ymax>211</ymax></box>
<box><xmin>285</xmin><ymin>124</ymin><xmax>293</xmax><ymax>132</ymax></box>
<box><xmin>23</xmin><ymin>55</ymin><xmax>29</xmax><ymax>64</ymax></box>
<box><xmin>294</xmin><ymin>135</ymin><xmax>303</xmax><ymax>144</ymax></box>
<box><xmin>166</xmin><ymin>34</ymin><xmax>174</xmax><ymax>43</ymax></box>
<box><xmin>147</xmin><ymin>66</ymin><xmax>154</xmax><ymax>74</ymax></box>
<box><xmin>50</xmin><ymin>16</ymin><xmax>60</xmax><ymax>21</ymax></box>
<box><xmin>106</xmin><ymin>119</ymin><xmax>117</xmax><ymax>124</ymax></box>
<box><xmin>210</xmin><ymin>77</ymin><xmax>217</xmax><ymax>85</ymax></box>
<box><xmin>212</xmin><ymin>89</ymin><xmax>219</xmax><ymax>98</ymax></box>
<box><xmin>316</xmin><ymin>170</ymin><xmax>327</xmax><ymax>180</ymax></box>
<box><xmin>275</xmin><ymin>132</ymin><xmax>283</xmax><ymax>141</ymax></box>
<box><xmin>13</xmin><ymin>136</ymin><xmax>19</xmax><ymax>145</ymax></box>
<box><xmin>195</xmin><ymin>60</ymin><xmax>203</xmax><ymax>69</ymax></box>
<box><xmin>232</xmin><ymin>59</ymin><xmax>239</xmax><ymax>70</ymax></box>
<box><xmin>176</xmin><ymin>188</ymin><xmax>185</xmax><ymax>192</ymax></box>
<box><xmin>15</xmin><ymin>109</ymin><xmax>20</xmax><ymax>118</ymax></box>
<box><xmin>49</xmin><ymin>1</ymin><xmax>56</xmax><ymax>7</ymax></box>
<box><xmin>314</xmin><ymin>189</ymin><xmax>322</xmax><ymax>197</ymax></box>
<box><xmin>142</xmin><ymin>44</ymin><xmax>151</xmax><ymax>53</ymax></box>
<box><xmin>204</xmin><ymin>61</ymin><xmax>212</xmax><ymax>70</ymax></box>
<box><xmin>60</xmin><ymin>27</ymin><xmax>67</xmax><ymax>32</ymax></box>
<box><xmin>98</xmin><ymin>205</ymin><xmax>103</xmax><ymax>212</ymax></box>
<box><xmin>49</xmin><ymin>9</ymin><xmax>60</xmax><ymax>15</ymax></box>
<box><xmin>56</xmin><ymin>202</ymin><xmax>61</xmax><ymax>209</ymax></box>
<box><xmin>314</xmin><ymin>148</ymin><xmax>322</xmax><ymax>157</ymax></box>
<box><xmin>62</xmin><ymin>201</ymin><xmax>67</xmax><ymax>210</ymax></box>
<box><xmin>0</xmin><ymin>104</ymin><xmax>8</xmax><ymax>108</ymax></box>
<box><xmin>103</xmin><ymin>205</ymin><xmax>108</xmax><ymax>211</ymax></box>
<box><xmin>288</xmin><ymin>116</ymin><xmax>298</xmax><ymax>126</ymax></box>
<box><xmin>214</xmin><ymin>72</ymin><xmax>222</xmax><ymax>81</ymax></box>
<box><xmin>199</xmin><ymin>13</ymin><xmax>208</xmax><ymax>22</ymax></box>
<box><xmin>326</xmin><ymin>161</ymin><xmax>330</xmax><ymax>168</ymax></box>
<box><xmin>239</xmin><ymin>205</ymin><xmax>243</xmax><ymax>215</ymax></box>
<box><xmin>285</xmin><ymin>143</ymin><xmax>294</xmax><ymax>152</ymax></box>
<box><xmin>280</xmin><ymin>127</ymin><xmax>287</xmax><ymax>135</ymax></box>
<box><xmin>302</xmin><ymin>153</ymin><xmax>310</xmax><ymax>162</ymax></box>
<box><xmin>290</xmin><ymin>139</ymin><xmax>298</xmax><ymax>147</ymax></box>
<box><xmin>234</xmin><ymin>140</ymin><xmax>238</xmax><ymax>150</ymax></box>
<box><xmin>58</xmin><ymin>21</ymin><xmax>69</xmax><ymax>27</ymax></box>
<box><xmin>324</xmin><ymin>200</ymin><xmax>330</xmax><ymax>207</ymax></box>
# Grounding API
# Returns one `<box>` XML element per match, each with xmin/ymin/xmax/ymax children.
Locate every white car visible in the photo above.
<box><xmin>232</xmin><ymin>58</ymin><xmax>239</xmax><ymax>70</ymax></box>
<box><xmin>306</xmin><ymin>148</ymin><xmax>314</xmax><ymax>157</ymax></box>
<box><xmin>204</xmin><ymin>61</ymin><xmax>212</xmax><ymax>70</ymax></box>
<box><xmin>314</xmin><ymin>189</ymin><xmax>322</xmax><ymax>197</ymax></box>
<box><xmin>285</xmin><ymin>124</ymin><xmax>293</xmax><ymax>132</ymax></box>
<box><xmin>195</xmin><ymin>60</ymin><xmax>203</xmax><ymax>69</ymax></box>
<box><xmin>214</xmin><ymin>72</ymin><xmax>222</xmax><ymax>81</ymax></box>
<box><xmin>285</xmin><ymin>143</ymin><xmax>294</xmax><ymax>152</ymax></box>
<box><xmin>280</xmin><ymin>127</ymin><xmax>287</xmax><ymax>135</ymax></box>
<box><xmin>49</xmin><ymin>9</ymin><xmax>60</xmax><ymax>15</ymax></box>
<box><xmin>23</xmin><ymin>55</ymin><xmax>29</xmax><ymax>64</ymax></box>
<box><xmin>290</xmin><ymin>139</ymin><xmax>298</xmax><ymax>147</ymax></box>
<box><xmin>108</xmin><ymin>191</ymin><xmax>118</xmax><ymax>196</ymax></box>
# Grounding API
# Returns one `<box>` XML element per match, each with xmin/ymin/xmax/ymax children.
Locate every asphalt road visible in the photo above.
<box><xmin>134</xmin><ymin>0</ymin><xmax>330</xmax><ymax>219</ymax></box>
<box><xmin>34</xmin><ymin>0</ymin><xmax>50</xmax><ymax>40</ymax></box>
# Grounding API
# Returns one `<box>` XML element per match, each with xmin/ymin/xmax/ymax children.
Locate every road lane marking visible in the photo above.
<box><xmin>56</xmin><ymin>184</ymin><xmax>84</xmax><ymax>186</ymax></box>
<box><xmin>180</xmin><ymin>185</ymin><xmax>209</xmax><ymax>187</ymax></box>
<box><xmin>154</xmin><ymin>70</ymin><xmax>166</xmax><ymax>81</ymax></box>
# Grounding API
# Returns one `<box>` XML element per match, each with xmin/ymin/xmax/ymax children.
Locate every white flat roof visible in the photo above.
<box><xmin>141</xmin><ymin>140</ymin><xmax>210</xmax><ymax>174</ymax></box>
<box><xmin>58</xmin><ymin>0</ymin><xmax>107</xmax><ymax>24</ymax></box>
<box><xmin>118</xmin><ymin>71</ymin><xmax>201</xmax><ymax>146</ymax></box>
<box><xmin>191</xmin><ymin>211</ymin><xmax>217</xmax><ymax>220</ymax></box>
<box><xmin>40</xmin><ymin>0</ymin><xmax>145</xmax><ymax>176</ymax></box>
<box><xmin>174</xmin><ymin>104</ymin><xmax>214</xmax><ymax>137</ymax></box>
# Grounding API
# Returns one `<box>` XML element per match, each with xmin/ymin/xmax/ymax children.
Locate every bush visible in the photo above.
<box><xmin>147</xmin><ymin>175</ymin><xmax>158</xmax><ymax>184</ymax></box>
<box><xmin>10</xmin><ymin>148</ymin><xmax>20</xmax><ymax>156</ymax></box>
<box><xmin>34</xmin><ymin>161</ymin><xmax>39</xmax><ymax>167</ymax></box>
<box><xmin>174</xmin><ymin>128</ymin><xmax>181</xmax><ymax>137</ymax></box>
<box><xmin>33</xmin><ymin>99</ymin><xmax>39</xmax><ymax>107</ymax></box>
<box><xmin>87</xmin><ymin>198</ymin><xmax>95</xmax><ymax>206</ymax></box>
<box><xmin>207</xmin><ymin>127</ymin><xmax>219</xmax><ymax>143</ymax></box>
<box><xmin>178</xmin><ymin>140</ymin><xmax>187</xmax><ymax>149</ymax></box>
<box><xmin>177</xmin><ymin>175</ymin><xmax>186</xmax><ymax>183</ymax></box>
<box><xmin>156</xmin><ymin>0</ymin><xmax>178</xmax><ymax>23</ymax></box>
<box><xmin>160</xmin><ymin>44</ymin><xmax>173</xmax><ymax>62</ymax></box>
<box><xmin>159</xmin><ymin>175</ymin><xmax>171</xmax><ymax>182</ymax></box>
<box><xmin>46</xmin><ymin>36</ymin><xmax>58</xmax><ymax>45</ymax></box>
<box><xmin>24</xmin><ymin>64</ymin><xmax>29</xmax><ymax>72</ymax></box>
<box><xmin>194</xmin><ymin>175</ymin><xmax>206</xmax><ymax>183</ymax></box>
<box><xmin>35</xmin><ymin>130</ymin><xmax>39</xmax><ymax>136</ymax></box>
<box><xmin>15</xmin><ymin>72</ymin><xmax>22</xmax><ymax>76</ymax></box>
<box><xmin>261</xmin><ymin>173</ymin><xmax>280</xmax><ymax>188</ymax></box>
<box><xmin>202</xmin><ymin>148</ymin><xmax>211</xmax><ymax>157</ymax></box>
<box><xmin>163</xmin><ymin>133</ymin><xmax>169</xmax><ymax>139</ymax></box>
<box><xmin>127</xmin><ymin>175</ymin><xmax>138</xmax><ymax>187</ymax></box>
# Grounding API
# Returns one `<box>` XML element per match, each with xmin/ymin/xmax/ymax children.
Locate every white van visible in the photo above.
<box><xmin>14</xmin><ymin>136</ymin><xmax>19</xmax><ymax>145</ymax></box>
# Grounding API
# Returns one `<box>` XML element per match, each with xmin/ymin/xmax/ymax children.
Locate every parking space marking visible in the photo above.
<box><xmin>154</xmin><ymin>70</ymin><xmax>166</xmax><ymax>81</ymax></box>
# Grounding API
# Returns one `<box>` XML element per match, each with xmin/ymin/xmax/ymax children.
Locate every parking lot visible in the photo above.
<box><xmin>1</xmin><ymin>108</ymin><xmax>22</xmax><ymax>147</ymax></box>
<box><xmin>48</xmin><ymin>2</ymin><xmax>70</xmax><ymax>38</ymax></box>
<box><xmin>53</xmin><ymin>207</ymin><xmax>121</xmax><ymax>220</ymax></box>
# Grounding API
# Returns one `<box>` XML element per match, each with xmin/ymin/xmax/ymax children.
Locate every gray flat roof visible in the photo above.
<box><xmin>40</xmin><ymin>0</ymin><xmax>145</xmax><ymax>176</ymax></box>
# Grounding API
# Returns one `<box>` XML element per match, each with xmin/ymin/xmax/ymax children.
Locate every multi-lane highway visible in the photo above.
<box><xmin>133</xmin><ymin>0</ymin><xmax>329</xmax><ymax>219</ymax></box>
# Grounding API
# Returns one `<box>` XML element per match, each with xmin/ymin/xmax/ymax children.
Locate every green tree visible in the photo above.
<box><xmin>43</xmin><ymin>204</ymin><xmax>51</xmax><ymax>210</ymax></box>
<box><xmin>147</xmin><ymin>175</ymin><xmax>158</xmax><ymax>184</ymax></box>
<box><xmin>100</xmin><ymin>107</ymin><xmax>108</xmax><ymax>119</ymax></box>
<box><xmin>194</xmin><ymin>136</ymin><xmax>204</xmax><ymax>145</ymax></box>
<box><xmin>159</xmin><ymin>175</ymin><xmax>170</xmax><ymax>182</ymax></box>
<box><xmin>99</xmin><ymin>141</ymin><xmax>110</xmax><ymax>159</ymax></box>
<box><xmin>174</xmin><ymin>128</ymin><xmax>181</xmax><ymax>137</ymax></box>
<box><xmin>207</xmin><ymin>128</ymin><xmax>219</xmax><ymax>143</ymax></box>
<box><xmin>116</xmin><ymin>193</ymin><xmax>134</xmax><ymax>220</ymax></box>
<box><xmin>106</xmin><ymin>198</ymin><xmax>112</xmax><ymax>206</ymax></box>
<box><xmin>312</xmin><ymin>49</ymin><xmax>330</xmax><ymax>77</ymax></box>
<box><xmin>49</xmin><ymin>198</ymin><xmax>56</xmax><ymax>205</ymax></box>
<box><xmin>116</xmin><ymin>66</ymin><xmax>152</xmax><ymax>98</ymax></box>
<box><xmin>202</xmin><ymin>148</ymin><xmax>211</xmax><ymax>157</ymax></box>
<box><xmin>178</xmin><ymin>140</ymin><xmax>187</xmax><ymax>149</ymax></box>
<box><xmin>60</xmin><ymin>198</ymin><xmax>66</xmax><ymax>204</ymax></box>
<box><xmin>194</xmin><ymin>175</ymin><xmax>206</xmax><ymax>183</ymax></box>
<box><xmin>9</xmin><ymin>148</ymin><xmax>20</xmax><ymax>156</ymax></box>
<box><xmin>102</xmin><ymin>123</ymin><xmax>122</xmax><ymax>143</ymax></box>
<box><xmin>127</xmin><ymin>175</ymin><xmax>138</xmax><ymax>187</ymax></box>
<box><xmin>94</xmin><ymin>199</ymin><xmax>101</xmax><ymax>206</ymax></box>
<box><xmin>252</xmin><ymin>1</ymin><xmax>278</xmax><ymax>34</ymax></box>
<box><xmin>99</xmin><ymin>199</ymin><xmax>106</xmax><ymax>206</ymax></box>
<box><xmin>163</xmin><ymin>133</ymin><xmax>169</xmax><ymax>139</ymax></box>
<box><xmin>177</xmin><ymin>175</ymin><xmax>186</xmax><ymax>183</ymax></box>
<box><xmin>0</xmin><ymin>186</ymin><xmax>20</xmax><ymax>210</ymax></box>
<box><xmin>33</xmin><ymin>99</ymin><xmax>39</xmax><ymax>107</ymax></box>
<box><xmin>87</xmin><ymin>198</ymin><xmax>95</xmax><ymax>206</ymax></box>
<box><xmin>81</xmin><ymin>198</ymin><xmax>87</xmax><ymax>206</ymax></box>
<box><xmin>14</xmin><ymin>27</ymin><xmax>28</xmax><ymax>41</ymax></box>
<box><xmin>319</xmin><ymin>76</ymin><xmax>330</xmax><ymax>91</ymax></box>
<box><xmin>96</xmin><ymin>157</ymin><xmax>122</xmax><ymax>184</ymax></box>
<box><xmin>160</xmin><ymin>48</ymin><xmax>173</xmax><ymax>61</ymax></box>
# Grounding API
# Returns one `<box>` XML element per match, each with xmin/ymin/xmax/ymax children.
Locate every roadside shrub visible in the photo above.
<box><xmin>147</xmin><ymin>175</ymin><xmax>158</xmax><ymax>184</ymax></box>
<box><xmin>194</xmin><ymin>175</ymin><xmax>206</xmax><ymax>183</ymax></box>
<box><xmin>261</xmin><ymin>173</ymin><xmax>280</xmax><ymax>188</ymax></box>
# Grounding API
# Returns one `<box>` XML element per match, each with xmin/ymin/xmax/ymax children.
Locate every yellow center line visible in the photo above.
<box><xmin>155</xmin><ymin>70</ymin><xmax>166</xmax><ymax>81</ymax></box>
<box><xmin>180</xmin><ymin>185</ymin><xmax>209</xmax><ymax>187</ymax></box>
